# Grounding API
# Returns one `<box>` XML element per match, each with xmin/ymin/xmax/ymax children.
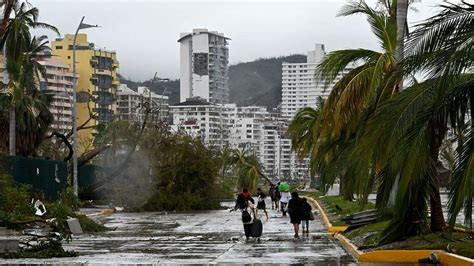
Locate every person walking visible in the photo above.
<box><xmin>275</xmin><ymin>185</ymin><xmax>281</xmax><ymax>212</ymax></box>
<box><xmin>279</xmin><ymin>182</ymin><xmax>290</xmax><ymax>217</ymax></box>
<box><xmin>256</xmin><ymin>187</ymin><xmax>269</xmax><ymax>221</ymax></box>
<box><xmin>234</xmin><ymin>188</ymin><xmax>256</xmax><ymax>240</ymax></box>
<box><xmin>269</xmin><ymin>184</ymin><xmax>276</xmax><ymax>210</ymax></box>
<box><xmin>288</xmin><ymin>191</ymin><xmax>304</xmax><ymax>239</ymax></box>
<box><xmin>300</xmin><ymin>197</ymin><xmax>312</xmax><ymax>236</ymax></box>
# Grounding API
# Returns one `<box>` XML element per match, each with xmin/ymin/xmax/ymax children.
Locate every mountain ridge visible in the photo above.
<box><xmin>119</xmin><ymin>54</ymin><xmax>307</xmax><ymax>108</ymax></box>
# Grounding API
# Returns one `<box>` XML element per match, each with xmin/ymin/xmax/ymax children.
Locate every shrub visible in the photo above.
<box><xmin>75</xmin><ymin>214</ymin><xmax>106</xmax><ymax>232</ymax></box>
<box><xmin>0</xmin><ymin>173</ymin><xmax>35</xmax><ymax>227</ymax></box>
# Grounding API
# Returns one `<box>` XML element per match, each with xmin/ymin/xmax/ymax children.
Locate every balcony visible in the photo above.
<box><xmin>112</xmin><ymin>78</ymin><xmax>120</xmax><ymax>86</ymax></box>
<box><xmin>95</xmin><ymin>94</ymin><xmax>115</xmax><ymax>105</ymax></box>
<box><xmin>96</xmin><ymin>68</ymin><xmax>112</xmax><ymax>76</ymax></box>
<box><xmin>90</xmin><ymin>58</ymin><xmax>98</xmax><ymax>67</ymax></box>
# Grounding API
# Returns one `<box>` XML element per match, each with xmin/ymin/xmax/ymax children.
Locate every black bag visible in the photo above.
<box><xmin>250</xmin><ymin>219</ymin><xmax>263</xmax><ymax>237</ymax></box>
<box><xmin>242</xmin><ymin>210</ymin><xmax>252</xmax><ymax>223</ymax></box>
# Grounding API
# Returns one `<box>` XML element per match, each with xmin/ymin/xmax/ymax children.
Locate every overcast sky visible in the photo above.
<box><xmin>30</xmin><ymin>0</ymin><xmax>447</xmax><ymax>81</ymax></box>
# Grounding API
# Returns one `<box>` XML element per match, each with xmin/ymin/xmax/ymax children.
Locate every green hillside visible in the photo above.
<box><xmin>120</xmin><ymin>54</ymin><xmax>306</xmax><ymax>108</ymax></box>
<box><xmin>229</xmin><ymin>54</ymin><xmax>306</xmax><ymax>108</ymax></box>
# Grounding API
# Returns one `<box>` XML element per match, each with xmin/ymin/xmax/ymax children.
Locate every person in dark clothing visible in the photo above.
<box><xmin>300</xmin><ymin>197</ymin><xmax>312</xmax><ymax>235</ymax></box>
<box><xmin>269</xmin><ymin>185</ymin><xmax>276</xmax><ymax>210</ymax></box>
<box><xmin>288</xmin><ymin>191</ymin><xmax>304</xmax><ymax>239</ymax></box>
<box><xmin>256</xmin><ymin>187</ymin><xmax>269</xmax><ymax>221</ymax></box>
<box><xmin>234</xmin><ymin>188</ymin><xmax>255</xmax><ymax>240</ymax></box>
<box><xmin>274</xmin><ymin>183</ymin><xmax>281</xmax><ymax>211</ymax></box>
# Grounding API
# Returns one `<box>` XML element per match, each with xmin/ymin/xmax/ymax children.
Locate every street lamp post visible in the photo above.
<box><xmin>145</xmin><ymin>74</ymin><xmax>168</xmax><ymax>123</ymax></box>
<box><xmin>72</xmin><ymin>16</ymin><xmax>99</xmax><ymax>196</ymax></box>
<box><xmin>157</xmin><ymin>78</ymin><xmax>169</xmax><ymax>121</ymax></box>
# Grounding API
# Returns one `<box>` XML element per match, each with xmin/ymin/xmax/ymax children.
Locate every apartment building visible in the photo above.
<box><xmin>178</xmin><ymin>29</ymin><xmax>230</xmax><ymax>104</ymax></box>
<box><xmin>117</xmin><ymin>84</ymin><xmax>169</xmax><ymax>123</ymax></box>
<box><xmin>170</xmin><ymin>100</ymin><xmax>311</xmax><ymax>181</ymax></box>
<box><xmin>37</xmin><ymin>57</ymin><xmax>74</xmax><ymax>132</ymax></box>
<box><xmin>169</xmin><ymin>98</ymin><xmax>234</xmax><ymax>148</ymax></box>
<box><xmin>52</xmin><ymin>34</ymin><xmax>119</xmax><ymax>150</ymax></box>
<box><xmin>281</xmin><ymin>43</ymin><xmax>326</xmax><ymax>118</ymax></box>
<box><xmin>229</xmin><ymin>106</ymin><xmax>268</xmax><ymax>157</ymax></box>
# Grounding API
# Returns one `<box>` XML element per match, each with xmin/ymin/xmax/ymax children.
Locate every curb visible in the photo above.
<box><xmin>304</xmin><ymin>196</ymin><xmax>348</xmax><ymax>234</ymax></box>
<box><xmin>305</xmin><ymin>195</ymin><xmax>474</xmax><ymax>265</ymax></box>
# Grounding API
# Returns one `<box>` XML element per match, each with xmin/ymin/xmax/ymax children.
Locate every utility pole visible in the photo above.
<box><xmin>72</xmin><ymin>16</ymin><xmax>99</xmax><ymax>196</ymax></box>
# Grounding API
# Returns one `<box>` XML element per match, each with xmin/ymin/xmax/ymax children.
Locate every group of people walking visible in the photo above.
<box><xmin>234</xmin><ymin>183</ymin><xmax>313</xmax><ymax>241</ymax></box>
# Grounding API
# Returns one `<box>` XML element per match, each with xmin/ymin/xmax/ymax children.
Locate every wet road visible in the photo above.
<box><xmin>3</xmin><ymin>201</ymin><xmax>356</xmax><ymax>265</ymax></box>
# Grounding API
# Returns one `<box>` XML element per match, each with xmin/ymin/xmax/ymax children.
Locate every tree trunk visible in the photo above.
<box><xmin>429</xmin><ymin>122</ymin><xmax>447</xmax><ymax>232</ymax></box>
<box><xmin>339</xmin><ymin>177</ymin><xmax>344</xmax><ymax>196</ymax></box>
<box><xmin>396</xmin><ymin>0</ymin><xmax>408</xmax><ymax>67</ymax></box>
<box><xmin>0</xmin><ymin>1</ymin><xmax>15</xmax><ymax>38</ymax></box>
<box><xmin>430</xmin><ymin>179</ymin><xmax>445</xmax><ymax>232</ymax></box>
<box><xmin>9</xmin><ymin>105</ymin><xmax>15</xmax><ymax>156</ymax></box>
<box><xmin>388</xmin><ymin>0</ymin><xmax>409</xmax><ymax>207</ymax></box>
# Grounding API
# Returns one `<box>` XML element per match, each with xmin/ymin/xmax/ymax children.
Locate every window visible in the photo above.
<box><xmin>55</xmin><ymin>46</ymin><xmax>63</xmax><ymax>50</ymax></box>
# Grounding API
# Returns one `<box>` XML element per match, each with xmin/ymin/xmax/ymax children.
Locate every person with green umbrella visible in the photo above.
<box><xmin>279</xmin><ymin>181</ymin><xmax>290</xmax><ymax>217</ymax></box>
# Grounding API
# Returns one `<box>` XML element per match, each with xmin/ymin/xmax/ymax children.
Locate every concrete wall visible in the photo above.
<box><xmin>179</xmin><ymin>38</ymin><xmax>192</xmax><ymax>102</ymax></box>
<box><xmin>191</xmin><ymin>33</ymin><xmax>210</xmax><ymax>101</ymax></box>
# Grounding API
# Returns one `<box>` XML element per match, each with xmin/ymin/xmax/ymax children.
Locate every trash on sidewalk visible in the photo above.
<box><xmin>33</xmin><ymin>199</ymin><xmax>47</xmax><ymax>216</ymax></box>
<box><xmin>66</xmin><ymin>218</ymin><xmax>83</xmax><ymax>235</ymax></box>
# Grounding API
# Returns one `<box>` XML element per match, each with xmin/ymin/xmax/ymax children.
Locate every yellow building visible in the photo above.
<box><xmin>51</xmin><ymin>34</ymin><xmax>120</xmax><ymax>152</ymax></box>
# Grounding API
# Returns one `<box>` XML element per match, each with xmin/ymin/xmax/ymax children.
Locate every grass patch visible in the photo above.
<box><xmin>317</xmin><ymin>195</ymin><xmax>375</xmax><ymax>226</ymax></box>
<box><xmin>393</xmin><ymin>232</ymin><xmax>474</xmax><ymax>259</ymax></box>
<box><xmin>345</xmin><ymin>220</ymin><xmax>390</xmax><ymax>239</ymax></box>
<box><xmin>76</xmin><ymin>214</ymin><xmax>106</xmax><ymax>233</ymax></box>
<box><xmin>448</xmin><ymin>241</ymin><xmax>474</xmax><ymax>259</ymax></box>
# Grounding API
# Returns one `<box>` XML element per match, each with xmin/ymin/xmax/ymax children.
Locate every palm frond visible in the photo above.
<box><xmin>447</xmin><ymin>127</ymin><xmax>474</xmax><ymax>229</ymax></box>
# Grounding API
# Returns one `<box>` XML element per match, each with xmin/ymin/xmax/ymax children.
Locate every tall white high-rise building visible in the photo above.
<box><xmin>178</xmin><ymin>29</ymin><xmax>230</xmax><ymax>104</ymax></box>
<box><xmin>37</xmin><ymin>57</ymin><xmax>74</xmax><ymax>132</ymax></box>
<box><xmin>281</xmin><ymin>43</ymin><xmax>329</xmax><ymax>119</ymax></box>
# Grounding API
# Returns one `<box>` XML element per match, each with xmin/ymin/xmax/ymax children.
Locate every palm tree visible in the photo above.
<box><xmin>0</xmin><ymin>1</ymin><xmax>59</xmax><ymax>156</ymax></box>
<box><xmin>229</xmin><ymin>147</ymin><xmax>272</xmax><ymax>191</ymax></box>
<box><xmin>219</xmin><ymin>146</ymin><xmax>234</xmax><ymax>177</ymax></box>
<box><xmin>288</xmin><ymin>96</ymin><xmax>324</xmax><ymax>161</ymax></box>
<box><xmin>307</xmin><ymin>1</ymin><xmax>400</xmax><ymax>202</ymax></box>
<box><xmin>287</xmin><ymin>97</ymin><xmax>360</xmax><ymax>199</ymax></box>
<box><xmin>0</xmin><ymin>35</ymin><xmax>54</xmax><ymax>156</ymax></box>
<box><xmin>363</xmin><ymin>1</ymin><xmax>473</xmax><ymax>240</ymax></box>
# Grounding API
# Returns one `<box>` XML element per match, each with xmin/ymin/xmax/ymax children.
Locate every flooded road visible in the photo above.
<box><xmin>4</xmin><ymin>201</ymin><xmax>355</xmax><ymax>265</ymax></box>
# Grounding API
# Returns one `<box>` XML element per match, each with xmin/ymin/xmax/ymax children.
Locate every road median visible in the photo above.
<box><xmin>304</xmin><ymin>194</ymin><xmax>474</xmax><ymax>265</ymax></box>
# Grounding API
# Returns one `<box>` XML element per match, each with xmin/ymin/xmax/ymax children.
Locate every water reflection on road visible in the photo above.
<box><xmin>4</xmin><ymin>201</ymin><xmax>356</xmax><ymax>265</ymax></box>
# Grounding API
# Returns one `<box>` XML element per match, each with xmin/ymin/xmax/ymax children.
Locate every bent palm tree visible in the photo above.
<box><xmin>229</xmin><ymin>147</ymin><xmax>272</xmax><ymax>191</ymax></box>
<box><xmin>310</xmin><ymin>1</ymin><xmax>401</xmax><ymax>201</ymax></box>
<box><xmin>288</xmin><ymin>96</ymin><xmax>324</xmax><ymax>161</ymax></box>
<box><xmin>0</xmin><ymin>35</ymin><xmax>54</xmax><ymax>156</ymax></box>
<box><xmin>0</xmin><ymin>1</ymin><xmax>59</xmax><ymax>155</ymax></box>
<box><xmin>365</xmin><ymin>1</ymin><xmax>474</xmax><ymax>240</ymax></box>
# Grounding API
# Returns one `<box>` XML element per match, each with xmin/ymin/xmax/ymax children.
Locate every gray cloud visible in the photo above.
<box><xmin>31</xmin><ymin>0</ymin><xmax>445</xmax><ymax>81</ymax></box>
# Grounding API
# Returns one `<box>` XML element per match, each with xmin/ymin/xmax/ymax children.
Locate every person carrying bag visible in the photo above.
<box><xmin>233</xmin><ymin>188</ymin><xmax>256</xmax><ymax>240</ymax></box>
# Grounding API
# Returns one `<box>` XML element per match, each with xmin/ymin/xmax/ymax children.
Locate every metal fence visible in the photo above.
<box><xmin>0</xmin><ymin>156</ymin><xmax>68</xmax><ymax>200</ymax></box>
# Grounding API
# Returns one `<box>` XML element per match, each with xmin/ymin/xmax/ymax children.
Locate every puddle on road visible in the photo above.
<box><xmin>6</xmin><ymin>204</ymin><xmax>357</xmax><ymax>265</ymax></box>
